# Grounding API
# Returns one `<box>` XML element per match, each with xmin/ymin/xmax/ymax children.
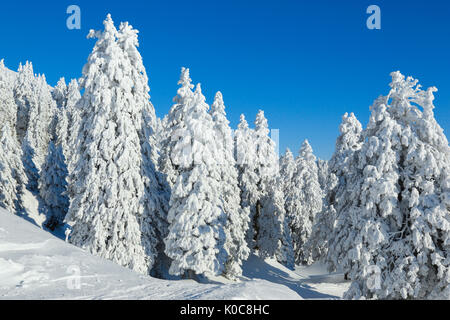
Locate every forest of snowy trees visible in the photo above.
<box><xmin>0</xmin><ymin>15</ymin><xmax>449</xmax><ymax>299</ymax></box>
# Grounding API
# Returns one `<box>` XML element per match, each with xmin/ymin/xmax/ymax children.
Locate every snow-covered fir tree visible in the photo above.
<box><xmin>65</xmin><ymin>14</ymin><xmax>159</xmax><ymax>274</ymax></box>
<box><xmin>0</xmin><ymin>60</ymin><xmax>17</xmax><ymax>134</ymax></box>
<box><xmin>319</xmin><ymin>112</ymin><xmax>363</xmax><ymax>269</ymax></box>
<box><xmin>210</xmin><ymin>91</ymin><xmax>250</xmax><ymax>279</ymax></box>
<box><xmin>280</xmin><ymin>149</ymin><xmax>296</xmax><ymax>192</ymax></box>
<box><xmin>0</xmin><ymin>124</ymin><xmax>27</xmax><ymax>213</ymax></box>
<box><xmin>330</xmin><ymin>72</ymin><xmax>450</xmax><ymax>299</ymax></box>
<box><xmin>247</xmin><ymin>110</ymin><xmax>279</xmax><ymax>250</ymax></box>
<box><xmin>117</xmin><ymin>20</ymin><xmax>170</xmax><ymax>276</ymax></box>
<box><xmin>258</xmin><ymin>174</ymin><xmax>295</xmax><ymax>269</ymax></box>
<box><xmin>164</xmin><ymin>83</ymin><xmax>228</xmax><ymax>278</ymax></box>
<box><xmin>158</xmin><ymin>67</ymin><xmax>195</xmax><ymax>188</ymax></box>
<box><xmin>62</xmin><ymin>79</ymin><xmax>82</xmax><ymax>170</ymax></box>
<box><xmin>234</xmin><ymin>114</ymin><xmax>258</xmax><ymax>245</ymax></box>
<box><xmin>38</xmin><ymin>142</ymin><xmax>69</xmax><ymax>230</ymax></box>
<box><xmin>52</xmin><ymin>78</ymin><xmax>68</xmax><ymax>108</ymax></box>
<box><xmin>22</xmin><ymin>74</ymin><xmax>57</xmax><ymax>171</ymax></box>
<box><xmin>316</xmin><ymin>159</ymin><xmax>329</xmax><ymax>192</ymax></box>
<box><xmin>308</xmin><ymin>113</ymin><xmax>363</xmax><ymax>264</ymax></box>
<box><xmin>13</xmin><ymin>61</ymin><xmax>35</xmax><ymax>143</ymax></box>
<box><xmin>287</xmin><ymin>139</ymin><xmax>323</xmax><ymax>265</ymax></box>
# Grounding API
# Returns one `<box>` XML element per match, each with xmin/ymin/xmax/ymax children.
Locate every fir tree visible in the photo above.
<box><xmin>65</xmin><ymin>15</ymin><xmax>157</xmax><ymax>274</ymax></box>
<box><xmin>248</xmin><ymin>110</ymin><xmax>278</xmax><ymax>250</ymax></box>
<box><xmin>331</xmin><ymin>72</ymin><xmax>450</xmax><ymax>299</ymax></box>
<box><xmin>0</xmin><ymin>60</ymin><xmax>17</xmax><ymax>134</ymax></box>
<box><xmin>287</xmin><ymin>139</ymin><xmax>323</xmax><ymax>265</ymax></box>
<box><xmin>39</xmin><ymin>142</ymin><xmax>69</xmax><ymax>230</ymax></box>
<box><xmin>210</xmin><ymin>91</ymin><xmax>250</xmax><ymax>279</ymax></box>
<box><xmin>0</xmin><ymin>124</ymin><xmax>27</xmax><ymax>213</ymax></box>
<box><xmin>164</xmin><ymin>83</ymin><xmax>227</xmax><ymax>278</ymax></box>
<box><xmin>117</xmin><ymin>21</ymin><xmax>170</xmax><ymax>276</ymax></box>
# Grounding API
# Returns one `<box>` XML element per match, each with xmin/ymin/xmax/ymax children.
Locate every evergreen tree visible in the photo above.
<box><xmin>309</xmin><ymin>113</ymin><xmax>363</xmax><ymax>264</ymax></box>
<box><xmin>39</xmin><ymin>142</ymin><xmax>69</xmax><ymax>230</ymax></box>
<box><xmin>13</xmin><ymin>61</ymin><xmax>35</xmax><ymax>143</ymax></box>
<box><xmin>117</xmin><ymin>21</ymin><xmax>170</xmax><ymax>276</ymax></box>
<box><xmin>331</xmin><ymin>72</ymin><xmax>450</xmax><ymax>299</ymax></box>
<box><xmin>164</xmin><ymin>83</ymin><xmax>227</xmax><ymax>278</ymax></box>
<box><xmin>210</xmin><ymin>91</ymin><xmax>250</xmax><ymax>279</ymax></box>
<box><xmin>0</xmin><ymin>60</ymin><xmax>17</xmax><ymax>134</ymax></box>
<box><xmin>63</xmin><ymin>79</ymin><xmax>82</xmax><ymax>171</ymax></box>
<box><xmin>279</xmin><ymin>148</ymin><xmax>296</xmax><ymax>197</ymax></box>
<box><xmin>249</xmin><ymin>110</ymin><xmax>278</xmax><ymax>250</ymax></box>
<box><xmin>65</xmin><ymin>15</ymin><xmax>157</xmax><ymax>274</ymax></box>
<box><xmin>52</xmin><ymin>77</ymin><xmax>68</xmax><ymax>109</ymax></box>
<box><xmin>22</xmin><ymin>74</ymin><xmax>57</xmax><ymax>171</ymax></box>
<box><xmin>0</xmin><ymin>124</ymin><xmax>27</xmax><ymax>213</ymax></box>
<box><xmin>258</xmin><ymin>174</ymin><xmax>295</xmax><ymax>269</ymax></box>
<box><xmin>235</xmin><ymin>114</ymin><xmax>258</xmax><ymax>244</ymax></box>
<box><xmin>159</xmin><ymin>67</ymin><xmax>195</xmax><ymax>188</ymax></box>
<box><xmin>288</xmin><ymin>139</ymin><xmax>323</xmax><ymax>265</ymax></box>
<box><xmin>316</xmin><ymin>159</ymin><xmax>329</xmax><ymax>192</ymax></box>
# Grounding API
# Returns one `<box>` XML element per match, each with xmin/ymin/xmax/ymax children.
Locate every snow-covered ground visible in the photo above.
<box><xmin>0</xmin><ymin>208</ymin><xmax>350</xmax><ymax>300</ymax></box>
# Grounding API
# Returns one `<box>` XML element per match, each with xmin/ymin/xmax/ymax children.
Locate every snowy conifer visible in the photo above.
<box><xmin>0</xmin><ymin>124</ymin><xmax>27</xmax><ymax>213</ymax></box>
<box><xmin>247</xmin><ymin>110</ymin><xmax>279</xmax><ymax>250</ymax></box>
<box><xmin>117</xmin><ymin>21</ymin><xmax>170</xmax><ymax>275</ymax></box>
<box><xmin>63</xmin><ymin>79</ymin><xmax>82</xmax><ymax>169</ymax></box>
<box><xmin>258</xmin><ymin>174</ymin><xmax>295</xmax><ymax>269</ymax></box>
<box><xmin>13</xmin><ymin>61</ymin><xmax>35</xmax><ymax>143</ymax></box>
<box><xmin>52</xmin><ymin>77</ymin><xmax>67</xmax><ymax>109</ymax></box>
<box><xmin>235</xmin><ymin>115</ymin><xmax>259</xmax><ymax>235</ymax></box>
<box><xmin>308</xmin><ymin>113</ymin><xmax>363</xmax><ymax>264</ymax></box>
<box><xmin>287</xmin><ymin>139</ymin><xmax>322</xmax><ymax>265</ymax></box>
<box><xmin>65</xmin><ymin>15</ymin><xmax>158</xmax><ymax>274</ymax></box>
<box><xmin>210</xmin><ymin>91</ymin><xmax>250</xmax><ymax>279</ymax></box>
<box><xmin>38</xmin><ymin>142</ymin><xmax>69</xmax><ymax>230</ymax></box>
<box><xmin>164</xmin><ymin>83</ymin><xmax>227</xmax><ymax>278</ymax></box>
<box><xmin>331</xmin><ymin>72</ymin><xmax>450</xmax><ymax>299</ymax></box>
<box><xmin>159</xmin><ymin>67</ymin><xmax>195</xmax><ymax>188</ymax></box>
<box><xmin>316</xmin><ymin>159</ymin><xmax>329</xmax><ymax>192</ymax></box>
<box><xmin>0</xmin><ymin>60</ymin><xmax>17</xmax><ymax>134</ymax></box>
<box><xmin>22</xmin><ymin>74</ymin><xmax>57</xmax><ymax>171</ymax></box>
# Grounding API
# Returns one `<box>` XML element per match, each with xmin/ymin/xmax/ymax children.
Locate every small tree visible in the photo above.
<box><xmin>39</xmin><ymin>142</ymin><xmax>69</xmax><ymax>230</ymax></box>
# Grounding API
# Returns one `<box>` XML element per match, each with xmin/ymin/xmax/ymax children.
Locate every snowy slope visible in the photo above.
<box><xmin>0</xmin><ymin>208</ymin><xmax>349</xmax><ymax>300</ymax></box>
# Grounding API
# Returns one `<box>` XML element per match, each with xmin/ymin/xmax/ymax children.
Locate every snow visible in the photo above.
<box><xmin>0</xmin><ymin>208</ymin><xmax>349</xmax><ymax>299</ymax></box>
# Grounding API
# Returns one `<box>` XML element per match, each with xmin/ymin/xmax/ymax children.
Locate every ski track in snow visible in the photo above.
<box><xmin>0</xmin><ymin>208</ymin><xmax>350</xmax><ymax>300</ymax></box>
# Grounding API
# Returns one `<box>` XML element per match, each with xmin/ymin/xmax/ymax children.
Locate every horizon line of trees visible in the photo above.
<box><xmin>0</xmin><ymin>14</ymin><xmax>449</xmax><ymax>299</ymax></box>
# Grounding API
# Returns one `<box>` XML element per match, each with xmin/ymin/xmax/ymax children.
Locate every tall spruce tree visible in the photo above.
<box><xmin>210</xmin><ymin>91</ymin><xmax>250</xmax><ymax>279</ymax></box>
<box><xmin>117</xmin><ymin>21</ymin><xmax>170</xmax><ymax>276</ymax></box>
<box><xmin>65</xmin><ymin>15</ymin><xmax>158</xmax><ymax>274</ymax></box>
<box><xmin>287</xmin><ymin>139</ymin><xmax>323</xmax><ymax>265</ymax></box>
<box><xmin>164</xmin><ymin>83</ymin><xmax>227</xmax><ymax>278</ymax></box>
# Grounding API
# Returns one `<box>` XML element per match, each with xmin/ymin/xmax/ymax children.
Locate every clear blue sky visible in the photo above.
<box><xmin>1</xmin><ymin>0</ymin><xmax>449</xmax><ymax>159</ymax></box>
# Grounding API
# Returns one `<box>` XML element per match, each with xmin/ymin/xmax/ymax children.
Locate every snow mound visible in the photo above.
<box><xmin>0</xmin><ymin>209</ymin><xmax>349</xmax><ymax>299</ymax></box>
<box><xmin>0</xmin><ymin>209</ymin><xmax>304</xmax><ymax>299</ymax></box>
